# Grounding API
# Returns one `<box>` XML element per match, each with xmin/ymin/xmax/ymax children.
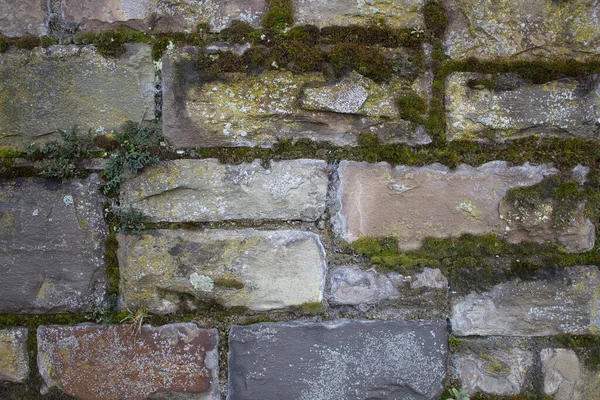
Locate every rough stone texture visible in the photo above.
<box><xmin>120</xmin><ymin>159</ymin><xmax>329</xmax><ymax>223</ymax></box>
<box><xmin>118</xmin><ymin>229</ymin><xmax>327</xmax><ymax>313</ymax></box>
<box><xmin>162</xmin><ymin>48</ymin><xmax>431</xmax><ymax>148</ymax></box>
<box><xmin>451</xmin><ymin>345</ymin><xmax>534</xmax><ymax>396</ymax></box>
<box><xmin>412</xmin><ymin>268</ymin><xmax>448</xmax><ymax>290</ymax></box>
<box><xmin>37</xmin><ymin>323</ymin><xmax>219</xmax><ymax>400</ymax></box>
<box><xmin>451</xmin><ymin>266</ymin><xmax>600</xmax><ymax>336</ymax></box>
<box><xmin>0</xmin><ymin>44</ymin><xmax>155</xmax><ymax>151</ymax></box>
<box><xmin>0</xmin><ymin>328</ymin><xmax>29</xmax><ymax>383</ymax></box>
<box><xmin>228</xmin><ymin>320</ymin><xmax>447</xmax><ymax>400</ymax></box>
<box><xmin>334</xmin><ymin>160</ymin><xmax>593</xmax><ymax>252</ymax></box>
<box><xmin>57</xmin><ymin>0</ymin><xmax>266</xmax><ymax>32</ymax></box>
<box><xmin>0</xmin><ymin>0</ymin><xmax>48</xmax><ymax>37</ymax></box>
<box><xmin>0</xmin><ymin>175</ymin><xmax>107</xmax><ymax>313</ymax></box>
<box><xmin>293</xmin><ymin>0</ymin><xmax>424</xmax><ymax>28</ymax></box>
<box><xmin>445</xmin><ymin>73</ymin><xmax>600</xmax><ymax>141</ymax></box>
<box><xmin>444</xmin><ymin>0</ymin><xmax>600</xmax><ymax>61</ymax></box>
<box><xmin>541</xmin><ymin>348</ymin><xmax>600</xmax><ymax>400</ymax></box>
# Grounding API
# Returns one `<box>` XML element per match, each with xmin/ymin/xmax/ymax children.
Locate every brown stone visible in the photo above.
<box><xmin>37</xmin><ymin>323</ymin><xmax>219</xmax><ymax>400</ymax></box>
<box><xmin>0</xmin><ymin>0</ymin><xmax>48</xmax><ymax>38</ymax></box>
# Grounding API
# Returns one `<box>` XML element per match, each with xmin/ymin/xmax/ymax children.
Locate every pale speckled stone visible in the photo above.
<box><xmin>118</xmin><ymin>229</ymin><xmax>327</xmax><ymax>313</ymax></box>
<box><xmin>333</xmin><ymin>160</ymin><xmax>596</xmax><ymax>252</ymax></box>
<box><xmin>37</xmin><ymin>323</ymin><xmax>219</xmax><ymax>400</ymax></box>
<box><xmin>120</xmin><ymin>159</ymin><xmax>329</xmax><ymax>223</ymax></box>
<box><xmin>0</xmin><ymin>44</ymin><xmax>155</xmax><ymax>151</ymax></box>
<box><xmin>330</xmin><ymin>267</ymin><xmax>402</xmax><ymax>305</ymax></box>
<box><xmin>451</xmin><ymin>266</ymin><xmax>600</xmax><ymax>336</ymax></box>
<box><xmin>444</xmin><ymin>0</ymin><xmax>600</xmax><ymax>61</ymax></box>
<box><xmin>445</xmin><ymin>72</ymin><xmax>600</xmax><ymax>142</ymax></box>
<box><xmin>293</xmin><ymin>0</ymin><xmax>425</xmax><ymax>28</ymax></box>
<box><xmin>228</xmin><ymin>320</ymin><xmax>447</xmax><ymax>400</ymax></box>
<box><xmin>0</xmin><ymin>328</ymin><xmax>29</xmax><ymax>383</ymax></box>
<box><xmin>0</xmin><ymin>0</ymin><xmax>48</xmax><ymax>37</ymax></box>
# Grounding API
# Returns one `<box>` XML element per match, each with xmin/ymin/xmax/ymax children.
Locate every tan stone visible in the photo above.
<box><xmin>542</xmin><ymin>348</ymin><xmax>600</xmax><ymax>400</ymax></box>
<box><xmin>0</xmin><ymin>0</ymin><xmax>48</xmax><ymax>37</ymax></box>
<box><xmin>0</xmin><ymin>328</ymin><xmax>28</xmax><ymax>383</ymax></box>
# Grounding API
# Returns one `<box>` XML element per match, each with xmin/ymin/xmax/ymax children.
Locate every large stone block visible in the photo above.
<box><xmin>444</xmin><ymin>0</ymin><xmax>600</xmax><ymax>60</ymax></box>
<box><xmin>333</xmin><ymin>161</ymin><xmax>594</xmax><ymax>252</ymax></box>
<box><xmin>541</xmin><ymin>348</ymin><xmax>600</xmax><ymax>400</ymax></box>
<box><xmin>57</xmin><ymin>0</ymin><xmax>266</xmax><ymax>32</ymax></box>
<box><xmin>162</xmin><ymin>47</ymin><xmax>431</xmax><ymax>148</ymax></box>
<box><xmin>451</xmin><ymin>266</ymin><xmax>600</xmax><ymax>336</ymax></box>
<box><xmin>118</xmin><ymin>229</ymin><xmax>327</xmax><ymax>313</ymax></box>
<box><xmin>0</xmin><ymin>44</ymin><xmax>155</xmax><ymax>151</ymax></box>
<box><xmin>228</xmin><ymin>320</ymin><xmax>447</xmax><ymax>400</ymax></box>
<box><xmin>0</xmin><ymin>175</ymin><xmax>107</xmax><ymax>313</ymax></box>
<box><xmin>0</xmin><ymin>0</ymin><xmax>48</xmax><ymax>38</ymax></box>
<box><xmin>120</xmin><ymin>159</ymin><xmax>329</xmax><ymax>223</ymax></box>
<box><xmin>293</xmin><ymin>0</ymin><xmax>424</xmax><ymax>28</ymax></box>
<box><xmin>445</xmin><ymin>73</ymin><xmax>600</xmax><ymax>141</ymax></box>
<box><xmin>37</xmin><ymin>323</ymin><xmax>219</xmax><ymax>400</ymax></box>
<box><xmin>0</xmin><ymin>328</ymin><xmax>29</xmax><ymax>383</ymax></box>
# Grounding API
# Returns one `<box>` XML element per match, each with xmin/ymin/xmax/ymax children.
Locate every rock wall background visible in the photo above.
<box><xmin>1</xmin><ymin>1</ymin><xmax>600</xmax><ymax>399</ymax></box>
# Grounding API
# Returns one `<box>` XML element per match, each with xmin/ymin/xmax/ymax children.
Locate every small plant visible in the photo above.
<box><xmin>120</xmin><ymin>305</ymin><xmax>149</xmax><ymax>339</ymax></box>
<box><xmin>263</xmin><ymin>0</ymin><xmax>294</xmax><ymax>31</ymax></box>
<box><xmin>398</xmin><ymin>93</ymin><xmax>428</xmax><ymax>124</ymax></box>
<box><xmin>110</xmin><ymin>202</ymin><xmax>146</xmax><ymax>234</ymax></box>
<box><xmin>38</xmin><ymin>127</ymin><xmax>94</xmax><ymax>181</ymax></box>
<box><xmin>446</xmin><ymin>387</ymin><xmax>470</xmax><ymax>400</ymax></box>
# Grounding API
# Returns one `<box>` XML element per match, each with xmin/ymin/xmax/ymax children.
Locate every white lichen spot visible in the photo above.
<box><xmin>63</xmin><ymin>195</ymin><xmax>74</xmax><ymax>207</ymax></box>
<box><xmin>190</xmin><ymin>273</ymin><xmax>214</xmax><ymax>292</ymax></box>
<box><xmin>32</xmin><ymin>209</ymin><xmax>39</xmax><ymax>216</ymax></box>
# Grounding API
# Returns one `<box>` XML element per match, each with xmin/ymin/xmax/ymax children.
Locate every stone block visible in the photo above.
<box><xmin>0</xmin><ymin>0</ymin><xmax>48</xmax><ymax>38</ymax></box>
<box><xmin>120</xmin><ymin>159</ymin><xmax>329</xmax><ymax>223</ymax></box>
<box><xmin>541</xmin><ymin>348</ymin><xmax>600</xmax><ymax>400</ymax></box>
<box><xmin>0</xmin><ymin>175</ymin><xmax>107</xmax><ymax>313</ymax></box>
<box><xmin>0</xmin><ymin>328</ymin><xmax>29</xmax><ymax>383</ymax></box>
<box><xmin>118</xmin><ymin>229</ymin><xmax>327</xmax><ymax>313</ymax></box>
<box><xmin>37</xmin><ymin>323</ymin><xmax>219</xmax><ymax>400</ymax></box>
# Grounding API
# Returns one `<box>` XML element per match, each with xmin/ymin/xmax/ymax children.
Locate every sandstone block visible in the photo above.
<box><xmin>162</xmin><ymin>48</ymin><xmax>430</xmax><ymax>148</ymax></box>
<box><xmin>445</xmin><ymin>0</ymin><xmax>600</xmax><ymax>60</ymax></box>
<box><xmin>0</xmin><ymin>0</ymin><xmax>48</xmax><ymax>37</ymax></box>
<box><xmin>445</xmin><ymin>73</ymin><xmax>600</xmax><ymax>141</ymax></box>
<box><xmin>120</xmin><ymin>159</ymin><xmax>329</xmax><ymax>223</ymax></box>
<box><xmin>0</xmin><ymin>44</ymin><xmax>155</xmax><ymax>151</ymax></box>
<box><xmin>451</xmin><ymin>266</ymin><xmax>600</xmax><ymax>336</ymax></box>
<box><xmin>0</xmin><ymin>328</ymin><xmax>29</xmax><ymax>383</ymax></box>
<box><xmin>118</xmin><ymin>229</ymin><xmax>327</xmax><ymax>314</ymax></box>
<box><xmin>541</xmin><ymin>348</ymin><xmax>600</xmax><ymax>400</ymax></box>
<box><xmin>228</xmin><ymin>320</ymin><xmax>447</xmax><ymax>400</ymax></box>
<box><xmin>0</xmin><ymin>175</ymin><xmax>107</xmax><ymax>313</ymax></box>
<box><xmin>293</xmin><ymin>0</ymin><xmax>424</xmax><ymax>28</ymax></box>
<box><xmin>37</xmin><ymin>323</ymin><xmax>219</xmax><ymax>400</ymax></box>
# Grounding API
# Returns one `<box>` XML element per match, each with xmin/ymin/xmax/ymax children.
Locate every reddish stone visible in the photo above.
<box><xmin>37</xmin><ymin>323</ymin><xmax>219</xmax><ymax>400</ymax></box>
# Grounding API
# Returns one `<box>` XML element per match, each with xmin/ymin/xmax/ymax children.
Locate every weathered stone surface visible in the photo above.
<box><xmin>451</xmin><ymin>266</ymin><xmax>600</xmax><ymax>336</ymax></box>
<box><xmin>333</xmin><ymin>160</ymin><xmax>594</xmax><ymax>252</ymax></box>
<box><xmin>451</xmin><ymin>345</ymin><xmax>534</xmax><ymax>396</ymax></box>
<box><xmin>118</xmin><ymin>229</ymin><xmax>327</xmax><ymax>313</ymax></box>
<box><xmin>228</xmin><ymin>320</ymin><xmax>447</xmax><ymax>400</ymax></box>
<box><xmin>412</xmin><ymin>267</ymin><xmax>448</xmax><ymax>290</ymax></box>
<box><xmin>0</xmin><ymin>44</ymin><xmax>155</xmax><ymax>151</ymax></box>
<box><xmin>120</xmin><ymin>159</ymin><xmax>328</xmax><ymax>223</ymax></box>
<box><xmin>445</xmin><ymin>73</ymin><xmax>600</xmax><ymax>141</ymax></box>
<box><xmin>0</xmin><ymin>175</ymin><xmax>107</xmax><ymax>313</ymax></box>
<box><xmin>0</xmin><ymin>0</ymin><xmax>48</xmax><ymax>37</ymax></box>
<box><xmin>162</xmin><ymin>48</ymin><xmax>430</xmax><ymax>148</ymax></box>
<box><xmin>38</xmin><ymin>323</ymin><xmax>219</xmax><ymax>400</ymax></box>
<box><xmin>0</xmin><ymin>328</ymin><xmax>28</xmax><ymax>383</ymax></box>
<box><xmin>58</xmin><ymin>0</ymin><xmax>266</xmax><ymax>32</ymax></box>
<box><xmin>542</xmin><ymin>348</ymin><xmax>600</xmax><ymax>400</ymax></box>
<box><xmin>293</xmin><ymin>0</ymin><xmax>424</xmax><ymax>28</ymax></box>
<box><xmin>445</xmin><ymin>0</ymin><xmax>600</xmax><ymax>61</ymax></box>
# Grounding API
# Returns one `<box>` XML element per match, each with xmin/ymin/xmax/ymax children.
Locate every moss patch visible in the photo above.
<box><xmin>263</xmin><ymin>0</ymin><xmax>294</xmax><ymax>31</ymax></box>
<box><xmin>398</xmin><ymin>92</ymin><xmax>428</xmax><ymax>124</ymax></box>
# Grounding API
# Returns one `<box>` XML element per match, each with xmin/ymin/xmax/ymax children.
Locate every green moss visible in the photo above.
<box><xmin>320</xmin><ymin>25</ymin><xmax>423</xmax><ymax>48</ymax></box>
<box><xmin>14</xmin><ymin>36</ymin><xmax>58</xmax><ymax>50</ymax></box>
<box><xmin>213</xmin><ymin>278</ymin><xmax>245</xmax><ymax>289</ymax></box>
<box><xmin>448</xmin><ymin>336</ymin><xmax>463</xmax><ymax>349</ymax></box>
<box><xmin>423</xmin><ymin>0</ymin><xmax>448</xmax><ymax>39</ymax></box>
<box><xmin>398</xmin><ymin>93</ymin><xmax>427</xmax><ymax>124</ymax></box>
<box><xmin>0</xmin><ymin>34</ymin><xmax>9</xmax><ymax>53</ymax></box>
<box><xmin>299</xmin><ymin>302</ymin><xmax>324</xmax><ymax>314</ymax></box>
<box><xmin>328</xmin><ymin>43</ymin><xmax>393</xmax><ymax>82</ymax></box>
<box><xmin>73</xmin><ymin>29</ymin><xmax>148</xmax><ymax>57</ymax></box>
<box><xmin>220</xmin><ymin>20</ymin><xmax>257</xmax><ymax>44</ymax></box>
<box><xmin>0</xmin><ymin>149</ymin><xmax>24</xmax><ymax>158</ymax></box>
<box><xmin>263</xmin><ymin>0</ymin><xmax>294</xmax><ymax>31</ymax></box>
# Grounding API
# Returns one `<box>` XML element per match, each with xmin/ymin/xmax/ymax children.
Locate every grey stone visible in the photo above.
<box><xmin>444</xmin><ymin>0</ymin><xmax>600</xmax><ymax>61</ymax></box>
<box><xmin>333</xmin><ymin>160</ymin><xmax>595</xmax><ymax>251</ymax></box>
<box><xmin>0</xmin><ymin>0</ymin><xmax>48</xmax><ymax>37</ymax></box>
<box><xmin>38</xmin><ymin>323</ymin><xmax>219</xmax><ymax>400</ymax></box>
<box><xmin>330</xmin><ymin>267</ymin><xmax>401</xmax><ymax>305</ymax></box>
<box><xmin>451</xmin><ymin>266</ymin><xmax>600</xmax><ymax>336</ymax></box>
<box><xmin>120</xmin><ymin>159</ymin><xmax>329</xmax><ymax>223</ymax></box>
<box><xmin>0</xmin><ymin>175</ymin><xmax>107</xmax><ymax>313</ymax></box>
<box><xmin>0</xmin><ymin>328</ymin><xmax>29</xmax><ymax>383</ymax></box>
<box><xmin>162</xmin><ymin>47</ymin><xmax>431</xmax><ymax>148</ymax></box>
<box><xmin>0</xmin><ymin>44</ymin><xmax>155</xmax><ymax>151</ymax></box>
<box><xmin>57</xmin><ymin>0</ymin><xmax>266</xmax><ymax>32</ymax></box>
<box><xmin>541</xmin><ymin>348</ymin><xmax>600</xmax><ymax>400</ymax></box>
<box><xmin>227</xmin><ymin>320</ymin><xmax>447</xmax><ymax>400</ymax></box>
<box><xmin>412</xmin><ymin>268</ymin><xmax>448</xmax><ymax>290</ymax></box>
<box><xmin>451</xmin><ymin>345</ymin><xmax>534</xmax><ymax>396</ymax></box>
<box><xmin>445</xmin><ymin>73</ymin><xmax>600</xmax><ymax>141</ymax></box>
<box><xmin>293</xmin><ymin>0</ymin><xmax>424</xmax><ymax>28</ymax></box>
<box><xmin>118</xmin><ymin>229</ymin><xmax>327</xmax><ymax>313</ymax></box>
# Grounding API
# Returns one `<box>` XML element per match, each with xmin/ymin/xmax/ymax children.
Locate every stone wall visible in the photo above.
<box><xmin>1</xmin><ymin>1</ymin><xmax>600</xmax><ymax>399</ymax></box>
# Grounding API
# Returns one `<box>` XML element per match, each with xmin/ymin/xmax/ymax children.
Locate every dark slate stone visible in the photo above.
<box><xmin>0</xmin><ymin>175</ymin><xmax>107</xmax><ymax>313</ymax></box>
<box><xmin>228</xmin><ymin>320</ymin><xmax>447</xmax><ymax>400</ymax></box>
